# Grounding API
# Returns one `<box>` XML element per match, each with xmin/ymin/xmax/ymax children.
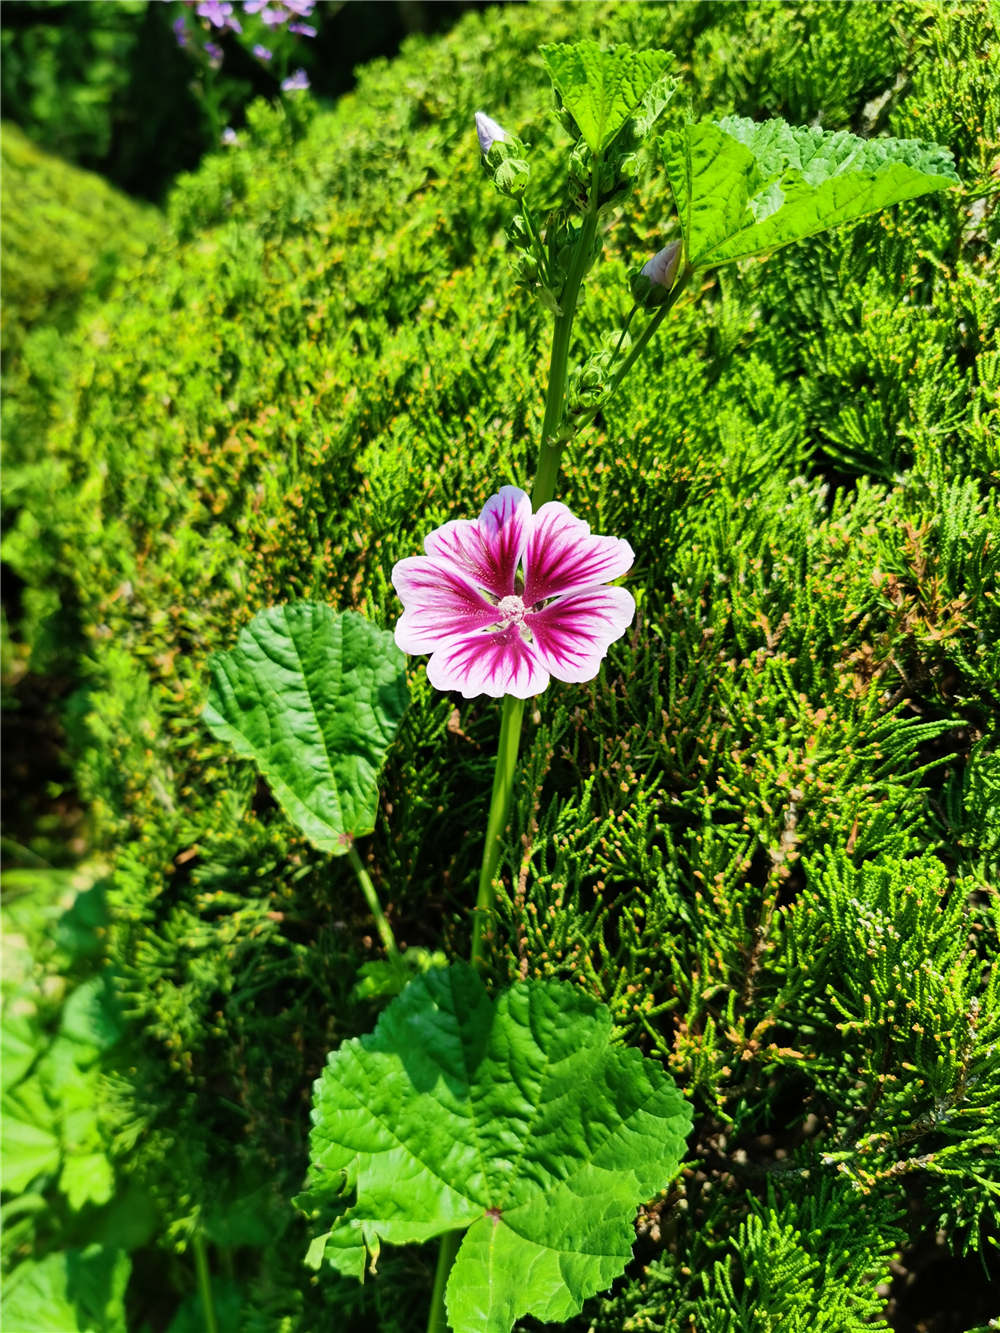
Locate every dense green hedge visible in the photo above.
<box><xmin>2</xmin><ymin>2</ymin><xmax>998</xmax><ymax>1329</ymax></box>
<box><xmin>0</xmin><ymin>121</ymin><xmax>160</xmax><ymax>360</ymax></box>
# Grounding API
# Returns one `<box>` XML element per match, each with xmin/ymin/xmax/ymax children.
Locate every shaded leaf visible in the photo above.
<box><xmin>306</xmin><ymin>964</ymin><xmax>691</xmax><ymax>1333</ymax></box>
<box><xmin>662</xmin><ymin>116</ymin><xmax>958</xmax><ymax>268</ymax></box>
<box><xmin>165</xmin><ymin>1277</ymin><xmax>242</xmax><ymax>1333</ymax></box>
<box><xmin>203</xmin><ymin>604</ymin><xmax>408</xmax><ymax>855</ymax></box>
<box><xmin>60</xmin><ymin>974</ymin><xmax>124</xmax><ymax>1056</ymax></box>
<box><xmin>1</xmin><ymin>1245</ymin><xmax>129</xmax><ymax>1333</ymax></box>
<box><xmin>541</xmin><ymin>41</ymin><xmax>673</xmax><ymax>154</ymax></box>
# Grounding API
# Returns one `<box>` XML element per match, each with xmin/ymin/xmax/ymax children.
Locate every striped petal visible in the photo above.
<box><xmin>522</xmin><ymin>502</ymin><xmax>634</xmax><ymax>605</ymax></box>
<box><xmin>425</xmin><ymin>626</ymin><xmax>549</xmax><ymax>699</ymax></box>
<box><xmin>423</xmin><ymin>486</ymin><xmax>532</xmax><ymax>599</ymax></box>
<box><xmin>525</xmin><ymin>586</ymin><xmax>636</xmax><ymax>684</ymax></box>
<box><xmin>391</xmin><ymin>556</ymin><xmax>498</xmax><ymax>654</ymax></box>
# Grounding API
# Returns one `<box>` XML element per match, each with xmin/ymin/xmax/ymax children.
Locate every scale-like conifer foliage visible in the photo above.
<box><xmin>2</xmin><ymin>1</ymin><xmax>997</xmax><ymax>1328</ymax></box>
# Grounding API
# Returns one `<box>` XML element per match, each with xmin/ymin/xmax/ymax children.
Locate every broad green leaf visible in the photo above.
<box><xmin>61</xmin><ymin>1152</ymin><xmax>115</xmax><ymax>1212</ymax></box>
<box><xmin>60</xmin><ymin>974</ymin><xmax>124</xmax><ymax>1055</ymax></box>
<box><xmin>203</xmin><ymin>604</ymin><xmax>408</xmax><ymax>854</ymax></box>
<box><xmin>1</xmin><ymin>1012</ymin><xmax>38</xmax><ymax>1091</ymax></box>
<box><xmin>662</xmin><ymin>116</ymin><xmax>959</xmax><ymax>268</ymax></box>
<box><xmin>2</xmin><ymin>1084</ymin><xmax>60</xmax><ymax>1193</ymax></box>
<box><xmin>306</xmin><ymin>964</ymin><xmax>692</xmax><ymax>1333</ymax></box>
<box><xmin>1</xmin><ymin>1246</ymin><xmax>129</xmax><ymax>1333</ymax></box>
<box><xmin>540</xmin><ymin>41</ymin><xmax>673</xmax><ymax>155</ymax></box>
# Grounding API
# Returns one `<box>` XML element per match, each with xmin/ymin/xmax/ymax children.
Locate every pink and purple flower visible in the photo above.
<box><xmin>392</xmin><ymin>487</ymin><xmax>635</xmax><ymax>698</ymax></box>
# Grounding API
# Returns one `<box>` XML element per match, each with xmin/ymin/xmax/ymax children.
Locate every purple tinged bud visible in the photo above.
<box><xmin>475</xmin><ymin>111</ymin><xmax>509</xmax><ymax>155</ymax></box>
<box><xmin>204</xmin><ymin>41</ymin><xmax>224</xmax><ymax>66</ymax></box>
<box><xmin>173</xmin><ymin>16</ymin><xmax>189</xmax><ymax>47</ymax></box>
<box><xmin>283</xmin><ymin>0</ymin><xmax>315</xmax><ymax>15</ymax></box>
<box><xmin>641</xmin><ymin>241</ymin><xmax>682</xmax><ymax>291</ymax></box>
<box><xmin>221</xmin><ymin>126</ymin><xmax>239</xmax><ymax>145</ymax></box>
<box><xmin>260</xmin><ymin>6</ymin><xmax>287</xmax><ymax>25</ymax></box>
<box><xmin>243</xmin><ymin>0</ymin><xmax>268</xmax><ymax>11</ymax></box>
<box><xmin>253</xmin><ymin>42</ymin><xmax>272</xmax><ymax>60</ymax></box>
<box><xmin>281</xmin><ymin>67</ymin><xmax>310</xmax><ymax>92</ymax></box>
<box><xmin>288</xmin><ymin>20</ymin><xmax>316</xmax><ymax>35</ymax></box>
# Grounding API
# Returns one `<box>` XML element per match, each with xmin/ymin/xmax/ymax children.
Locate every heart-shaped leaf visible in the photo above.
<box><xmin>203</xmin><ymin>604</ymin><xmax>408</xmax><ymax>855</ymax></box>
<box><xmin>662</xmin><ymin>116</ymin><xmax>958</xmax><ymax>268</ymax></box>
<box><xmin>304</xmin><ymin>964</ymin><xmax>692</xmax><ymax>1332</ymax></box>
<box><xmin>541</xmin><ymin>41</ymin><xmax>673</xmax><ymax>155</ymax></box>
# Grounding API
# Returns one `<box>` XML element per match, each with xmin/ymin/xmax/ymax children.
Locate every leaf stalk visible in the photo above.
<box><xmin>347</xmin><ymin>841</ymin><xmax>402</xmax><ymax>964</ymax></box>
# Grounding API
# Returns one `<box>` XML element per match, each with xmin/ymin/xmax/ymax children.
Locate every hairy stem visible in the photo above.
<box><xmin>347</xmin><ymin>841</ymin><xmax>401</xmax><ymax>964</ymax></box>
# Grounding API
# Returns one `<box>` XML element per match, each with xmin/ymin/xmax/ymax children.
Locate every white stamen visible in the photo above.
<box><xmin>496</xmin><ymin>594</ymin><xmax>526</xmax><ymax>627</ymax></box>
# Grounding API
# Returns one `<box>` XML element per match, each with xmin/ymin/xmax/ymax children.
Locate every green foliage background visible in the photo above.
<box><xmin>2</xmin><ymin>1</ymin><xmax>998</xmax><ymax>1329</ymax></box>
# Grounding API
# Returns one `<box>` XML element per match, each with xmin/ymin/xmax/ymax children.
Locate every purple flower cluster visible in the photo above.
<box><xmin>243</xmin><ymin>0</ymin><xmax>314</xmax><ymax>30</ymax></box>
<box><xmin>172</xmin><ymin>0</ymin><xmax>316</xmax><ymax>86</ymax></box>
<box><xmin>197</xmin><ymin>0</ymin><xmax>241</xmax><ymax>31</ymax></box>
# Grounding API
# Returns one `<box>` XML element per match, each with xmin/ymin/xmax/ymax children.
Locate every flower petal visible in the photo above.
<box><xmin>526</xmin><ymin>586</ymin><xmax>636</xmax><ymax>684</ymax></box>
<box><xmin>425</xmin><ymin>626</ymin><xmax>549</xmax><ymax>699</ymax></box>
<box><xmin>391</xmin><ymin>556</ymin><xmax>498</xmax><ymax>654</ymax></box>
<box><xmin>522</xmin><ymin>503</ymin><xmax>634</xmax><ymax>604</ymax></box>
<box><xmin>423</xmin><ymin>486</ymin><xmax>531</xmax><ymax>599</ymax></box>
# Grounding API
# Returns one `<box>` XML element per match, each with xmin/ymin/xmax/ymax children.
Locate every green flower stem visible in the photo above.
<box><xmin>192</xmin><ymin>1233</ymin><xmax>218</xmax><ymax>1333</ymax></box>
<box><xmin>427</xmin><ymin>154</ymin><xmax>604</xmax><ymax>1333</ymax></box>
<box><xmin>427</xmin><ymin>1228</ymin><xmax>464</xmax><ymax>1333</ymax></box>
<box><xmin>587</xmin><ymin>267</ymin><xmax>694</xmax><ymax>424</ymax></box>
<box><xmin>470</xmin><ymin>693</ymin><xmax>526</xmax><ymax>970</ymax></box>
<box><xmin>532</xmin><ymin>161</ymin><xmax>603</xmax><ymax>510</ymax></box>
<box><xmin>347</xmin><ymin>841</ymin><xmax>402</xmax><ymax>964</ymax></box>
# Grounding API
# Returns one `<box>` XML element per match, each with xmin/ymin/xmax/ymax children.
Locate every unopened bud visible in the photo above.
<box><xmin>475</xmin><ymin>111</ymin><xmax>509</xmax><ymax>156</ymax></box>
<box><xmin>642</xmin><ymin>241</ymin><xmax>682</xmax><ymax>290</ymax></box>
<box><xmin>631</xmin><ymin>240</ymin><xmax>682</xmax><ymax>306</ymax></box>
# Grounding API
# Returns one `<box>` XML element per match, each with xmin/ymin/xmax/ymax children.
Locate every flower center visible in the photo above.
<box><xmin>496</xmin><ymin>594</ymin><xmax>526</xmax><ymax>627</ymax></box>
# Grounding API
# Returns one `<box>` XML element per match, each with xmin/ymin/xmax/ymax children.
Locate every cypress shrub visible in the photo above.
<box><xmin>2</xmin><ymin>2</ymin><xmax>997</xmax><ymax>1329</ymax></box>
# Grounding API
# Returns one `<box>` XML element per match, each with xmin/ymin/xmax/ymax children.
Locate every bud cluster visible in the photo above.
<box><xmin>475</xmin><ymin>111</ymin><xmax>530</xmax><ymax>198</ymax></box>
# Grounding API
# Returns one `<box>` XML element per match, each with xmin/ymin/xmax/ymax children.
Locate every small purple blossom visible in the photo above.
<box><xmin>221</xmin><ymin>126</ymin><xmax>239</xmax><ymax>145</ymax></box>
<box><xmin>283</xmin><ymin>0</ymin><xmax>315</xmax><ymax>14</ymax></box>
<box><xmin>173</xmin><ymin>15</ymin><xmax>189</xmax><ymax>47</ymax></box>
<box><xmin>288</xmin><ymin>20</ymin><xmax>316</xmax><ymax>36</ymax></box>
<box><xmin>475</xmin><ymin>111</ymin><xmax>509</xmax><ymax>155</ymax></box>
<box><xmin>204</xmin><ymin>40</ymin><xmax>224</xmax><ymax>66</ymax></box>
<box><xmin>242</xmin><ymin>0</ymin><xmax>268</xmax><ymax>11</ymax></box>
<box><xmin>252</xmin><ymin>42</ymin><xmax>273</xmax><ymax>61</ymax></box>
<box><xmin>281</xmin><ymin>67</ymin><xmax>310</xmax><ymax>92</ymax></box>
<box><xmin>260</xmin><ymin>6</ymin><xmax>288</xmax><ymax>26</ymax></box>
<box><xmin>392</xmin><ymin>487</ymin><xmax>636</xmax><ymax>698</ymax></box>
<box><xmin>197</xmin><ymin>0</ymin><xmax>241</xmax><ymax>31</ymax></box>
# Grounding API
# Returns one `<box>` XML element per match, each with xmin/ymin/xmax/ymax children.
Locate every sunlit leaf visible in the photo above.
<box><xmin>203</xmin><ymin>604</ymin><xmax>408</xmax><ymax>854</ymax></box>
<box><xmin>305</xmin><ymin>964</ymin><xmax>692</xmax><ymax>1333</ymax></box>
<box><xmin>541</xmin><ymin>41</ymin><xmax>674</xmax><ymax>154</ymax></box>
<box><xmin>662</xmin><ymin>116</ymin><xmax>958</xmax><ymax>268</ymax></box>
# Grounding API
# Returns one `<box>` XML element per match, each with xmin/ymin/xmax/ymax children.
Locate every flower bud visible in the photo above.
<box><xmin>631</xmin><ymin>241</ymin><xmax>682</xmax><ymax>306</ymax></box>
<box><xmin>475</xmin><ymin>111</ymin><xmax>509</xmax><ymax>156</ymax></box>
